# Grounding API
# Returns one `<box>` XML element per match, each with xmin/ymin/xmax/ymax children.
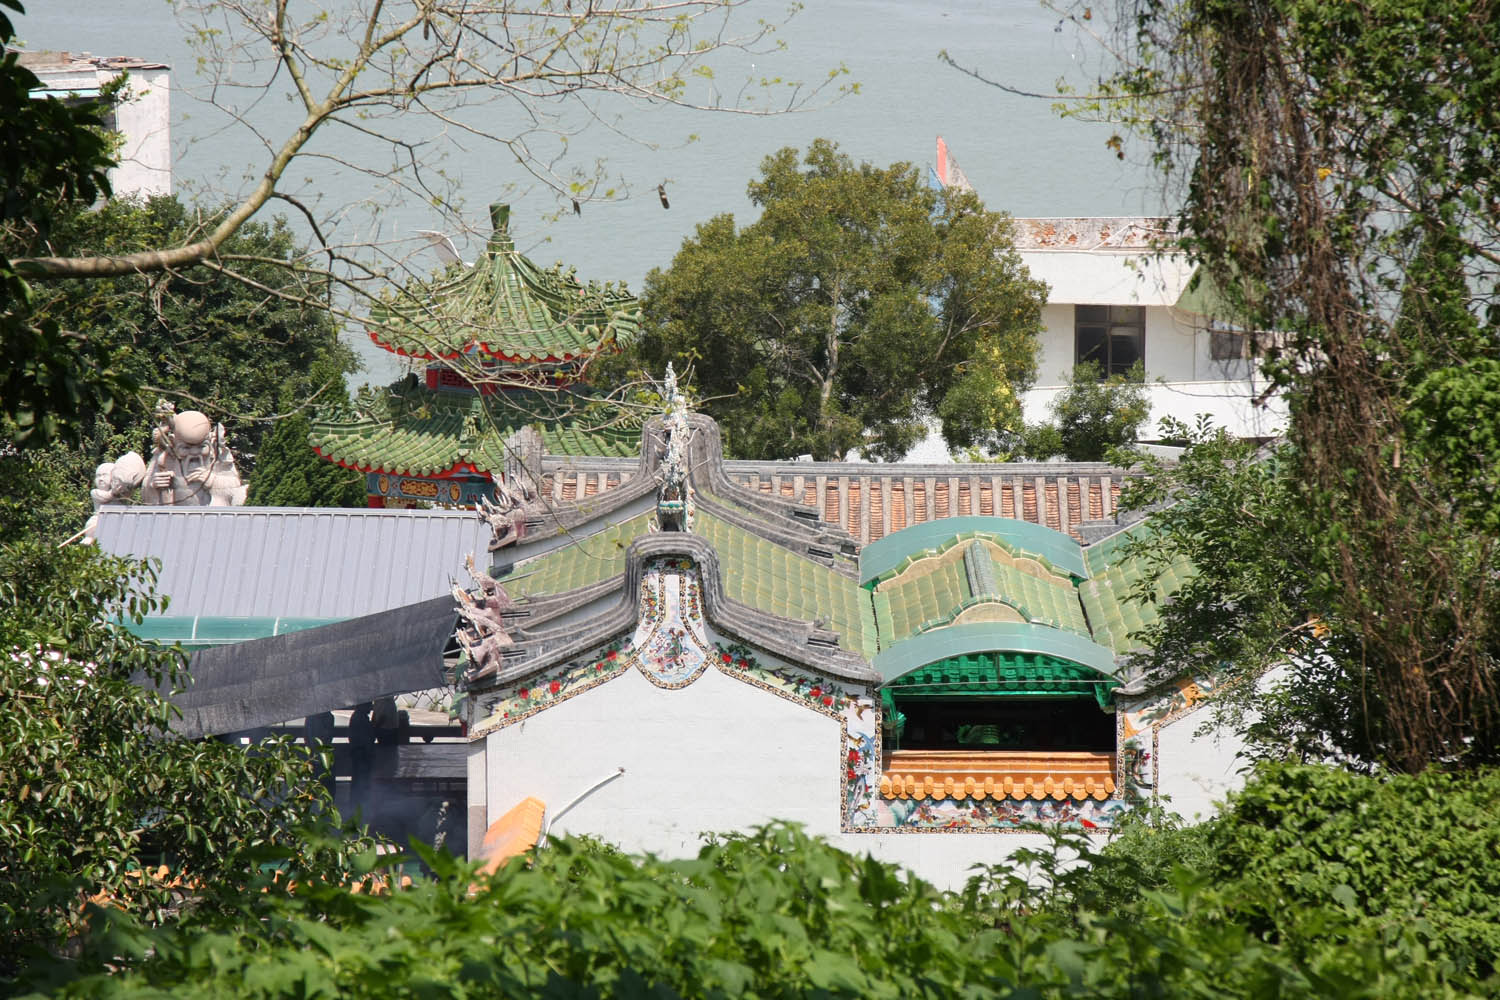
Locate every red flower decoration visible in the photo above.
<box><xmin>822</xmin><ymin>695</ymin><xmax>834</xmax><ymax>707</ymax></box>
<box><xmin>847</xmin><ymin>749</ymin><xmax>859</xmax><ymax>762</ymax></box>
<box><xmin>736</xmin><ymin>658</ymin><xmax>749</xmax><ymax>669</ymax></box>
<box><xmin>606</xmin><ymin>650</ymin><xmax>618</xmax><ymax>660</ymax></box>
<box><xmin>1080</xmin><ymin>818</ymin><xmax>1098</xmax><ymax>830</ymax></box>
<box><xmin>808</xmin><ymin>686</ymin><xmax>822</xmax><ymax>698</ymax></box>
<box><xmin>721</xmin><ymin>653</ymin><xmax>733</xmax><ymax>663</ymax></box>
<box><xmin>846</xmin><ymin>768</ymin><xmax>857</xmax><ymax>780</ymax></box>
<box><xmin>549</xmin><ymin>680</ymin><xmax>561</xmax><ymax>695</ymax></box>
<box><xmin>518</xmin><ymin>688</ymin><xmax>529</xmax><ymax>699</ymax></box>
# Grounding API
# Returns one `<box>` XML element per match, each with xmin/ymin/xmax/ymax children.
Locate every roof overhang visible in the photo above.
<box><xmin>861</xmin><ymin>515</ymin><xmax>1088</xmax><ymax>586</ymax></box>
<box><xmin>873</xmin><ymin>622</ymin><xmax>1120</xmax><ymax>688</ymax></box>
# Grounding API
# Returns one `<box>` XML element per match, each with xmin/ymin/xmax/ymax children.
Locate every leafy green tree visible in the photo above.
<box><xmin>23</xmin><ymin>195</ymin><xmax>358</xmax><ymax>466</ymax></box>
<box><xmin>247</xmin><ymin>413</ymin><xmax>366</xmax><ymax>508</ymax></box>
<box><xmin>614</xmin><ymin>140</ymin><xmax>1045</xmax><ymax>460</ymax></box>
<box><xmin>1071</xmin><ymin>0</ymin><xmax>1500</xmax><ymax>771</ymax></box>
<box><xmin>0</xmin><ymin>0</ymin><xmax>129</xmax><ymax>446</ymax></box>
<box><xmin>1017</xmin><ymin>361</ymin><xmax>1150</xmax><ymax>461</ymax></box>
<box><xmin>0</xmin><ymin>542</ymin><xmax>367</xmax><ymax>975</ymax></box>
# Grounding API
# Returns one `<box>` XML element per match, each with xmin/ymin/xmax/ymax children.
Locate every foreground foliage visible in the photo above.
<box><xmin>21</xmin><ymin>764</ymin><xmax>1500</xmax><ymax>997</ymax></box>
<box><xmin>0</xmin><ymin>544</ymin><xmax>367</xmax><ymax>974</ymax></box>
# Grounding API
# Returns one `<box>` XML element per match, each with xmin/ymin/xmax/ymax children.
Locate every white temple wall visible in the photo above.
<box><xmin>478</xmin><ymin>663</ymin><xmax>1089</xmax><ymax>889</ymax></box>
<box><xmin>836</xmin><ymin>831</ymin><xmax>1061</xmax><ymax>891</ymax></box>
<box><xmin>483</xmin><ymin>667</ymin><xmax>845</xmax><ymax>858</ymax></box>
<box><xmin>1155</xmin><ymin>710</ymin><xmax>1247</xmax><ymax>822</ymax></box>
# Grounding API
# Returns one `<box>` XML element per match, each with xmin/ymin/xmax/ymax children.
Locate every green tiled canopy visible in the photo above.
<box><xmin>366</xmin><ymin>204</ymin><xmax>642</xmax><ymax>363</ymax></box>
<box><xmin>1079</xmin><ymin>523</ymin><xmax>1194</xmax><ymax>654</ymax></box>
<box><xmin>309</xmin><ymin>377</ymin><xmax>639</xmax><ymax>476</ymax></box>
<box><xmin>887</xmin><ymin>650</ymin><xmax>1117</xmax><ymax>704</ymax></box>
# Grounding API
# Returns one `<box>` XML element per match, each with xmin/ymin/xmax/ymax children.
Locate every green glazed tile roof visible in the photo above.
<box><xmin>877</xmin><ymin>557</ymin><xmax>971</xmax><ymax>643</ymax></box>
<box><xmin>498</xmin><ymin>511</ymin><xmax>656</xmax><ymax>597</ymax></box>
<box><xmin>308</xmin><ymin>378</ymin><xmax>639</xmax><ymax>476</ymax></box>
<box><xmin>490</xmin><ymin>508</ymin><xmax>876</xmax><ymax>658</ymax></box>
<box><xmin>1078</xmin><ymin>523</ymin><xmax>1194</xmax><ymax>654</ymax></box>
<box><xmin>862</xmin><ymin>516</ymin><xmax>1088</xmax><ymax>585</ymax></box>
<box><xmin>693</xmin><ymin>510</ymin><xmax>878</xmax><ymax>660</ymax></box>
<box><xmin>367</xmin><ymin>204</ymin><xmax>642</xmax><ymax>363</ymax></box>
<box><xmin>874</xmin><ymin>538</ymin><xmax>1089</xmax><ymax>647</ymax></box>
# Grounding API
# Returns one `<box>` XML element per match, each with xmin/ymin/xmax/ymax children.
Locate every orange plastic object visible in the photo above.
<box><xmin>474</xmin><ymin>796</ymin><xmax>547</xmax><ymax>876</ymax></box>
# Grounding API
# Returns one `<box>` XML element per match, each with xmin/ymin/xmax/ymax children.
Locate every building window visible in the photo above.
<box><xmin>1210</xmin><ymin>327</ymin><xmax>1273</xmax><ymax>361</ymax></box>
<box><xmin>1210</xmin><ymin>329</ymin><xmax>1248</xmax><ymax>361</ymax></box>
<box><xmin>1075</xmin><ymin>305</ymin><xmax>1145</xmax><ymax>378</ymax></box>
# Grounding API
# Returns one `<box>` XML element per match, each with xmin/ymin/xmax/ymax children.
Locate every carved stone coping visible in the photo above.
<box><xmin>465</xmin><ymin>532</ymin><xmax>878</xmax><ymax>692</ymax></box>
<box><xmin>879</xmin><ymin>749</ymin><xmax>1116</xmax><ymax>802</ymax></box>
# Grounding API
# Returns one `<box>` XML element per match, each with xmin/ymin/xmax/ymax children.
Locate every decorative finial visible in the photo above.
<box><xmin>654</xmin><ymin>365</ymin><xmax>693</xmax><ymax>533</ymax></box>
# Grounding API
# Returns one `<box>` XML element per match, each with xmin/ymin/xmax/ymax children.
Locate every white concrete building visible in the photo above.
<box><xmin>19</xmin><ymin>51</ymin><xmax>172</xmax><ymax>198</ymax></box>
<box><xmin>1014</xmin><ymin>217</ymin><xmax>1286</xmax><ymax>441</ymax></box>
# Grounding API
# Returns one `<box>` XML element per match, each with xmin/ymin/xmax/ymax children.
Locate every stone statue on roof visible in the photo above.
<box><xmin>77</xmin><ymin>451</ymin><xmax>147</xmax><ymax>544</ymax></box>
<box><xmin>140</xmin><ymin>400</ymin><xmax>247</xmax><ymax>507</ymax></box>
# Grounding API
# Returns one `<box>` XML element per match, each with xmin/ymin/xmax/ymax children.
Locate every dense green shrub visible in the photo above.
<box><xmin>22</xmin><ymin>779</ymin><xmax>1499</xmax><ymax>998</ymax></box>
<box><xmin>1205</xmin><ymin>762</ymin><xmax>1500</xmax><ymax>982</ymax></box>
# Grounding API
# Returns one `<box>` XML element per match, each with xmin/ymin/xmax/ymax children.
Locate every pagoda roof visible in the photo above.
<box><xmin>366</xmin><ymin>204</ymin><xmax>641</xmax><ymax>363</ymax></box>
<box><xmin>308</xmin><ymin>376</ymin><xmax>639</xmax><ymax>478</ymax></box>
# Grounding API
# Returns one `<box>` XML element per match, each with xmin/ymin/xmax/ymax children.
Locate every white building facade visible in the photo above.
<box><xmin>1014</xmin><ymin>217</ymin><xmax>1286</xmax><ymax>441</ymax></box>
<box><xmin>20</xmin><ymin>51</ymin><xmax>172</xmax><ymax>198</ymax></box>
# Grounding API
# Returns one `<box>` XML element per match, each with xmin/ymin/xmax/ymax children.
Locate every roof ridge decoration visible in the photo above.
<box><xmin>476</xmin><ymin>426</ymin><xmax>546</xmax><ymax>550</ymax></box>
<box><xmin>454</xmin><ymin>553</ymin><xmax>521</xmax><ymax>683</ymax></box>
<box><xmin>653</xmin><ymin>364</ymin><xmax>694</xmax><ymax>533</ymax></box>
<box><xmin>465</xmin><ymin>533</ymin><xmax>877</xmax><ymax>722</ymax></box>
<box><xmin>482</xmin><ymin>412</ymin><xmax>860</xmax><ymax>575</ymax></box>
<box><xmin>365</xmin><ymin>202</ymin><xmax>642</xmax><ymax>363</ymax></box>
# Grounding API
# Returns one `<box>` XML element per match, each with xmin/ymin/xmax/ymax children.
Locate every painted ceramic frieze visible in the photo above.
<box><xmin>631</xmin><ymin>557</ymin><xmax>713</xmax><ymax>688</ymax></box>
<box><xmin>863</xmin><ymin>794</ymin><xmax>1130</xmax><ymax>832</ymax></box>
<box><xmin>469</xmin><ymin>637</ymin><xmax>630</xmax><ymax>736</ymax></box>
<box><xmin>1119</xmin><ymin>673</ymin><xmax>1219</xmax><ymax>740</ymax></box>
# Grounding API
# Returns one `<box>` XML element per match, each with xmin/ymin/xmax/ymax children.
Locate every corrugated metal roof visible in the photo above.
<box><xmin>94</xmin><ymin>506</ymin><xmax>489</xmax><ymax>619</ymax></box>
